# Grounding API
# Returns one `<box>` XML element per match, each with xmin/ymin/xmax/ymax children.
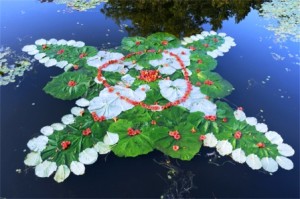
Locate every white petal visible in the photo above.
<box><xmin>48</xmin><ymin>38</ymin><xmax>57</xmax><ymax>45</ymax></box>
<box><xmin>103</xmin><ymin>132</ymin><xmax>119</xmax><ymax>145</ymax></box>
<box><xmin>54</xmin><ymin>165</ymin><xmax>70</xmax><ymax>183</ymax></box>
<box><xmin>40</xmin><ymin>126</ymin><xmax>54</xmax><ymax>136</ymax></box>
<box><xmin>201</xmin><ymin>31</ymin><xmax>209</xmax><ymax>36</ymax></box>
<box><xmin>121</xmin><ymin>74</ymin><xmax>135</xmax><ymax>86</ymax></box>
<box><xmin>35</xmin><ymin>161</ymin><xmax>57</xmax><ymax>177</ymax></box>
<box><xmin>78</xmin><ymin>148</ymin><xmax>98</xmax><ymax>165</ymax></box>
<box><xmin>57</xmin><ymin>39</ymin><xmax>67</xmax><ymax>45</ymax></box>
<box><xmin>34</xmin><ymin>53</ymin><xmax>46</xmax><ymax>60</ymax></box>
<box><xmin>22</xmin><ymin>45</ymin><xmax>37</xmax><ymax>52</ymax></box>
<box><xmin>183</xmin><ymin>37</ymin><xmax>193</xmax><ymax>43</ymax></box>
<box><xmin>265</xmin><ymin>131</ymin><xmax>283</xmax><ymax>145</ymax></box>
<box><xmin>61</xmin><ymin>114</ymin><xmax>75</xmax><ymax>125</ymax></box>
<box><xmin>277</xmin><ymin>143</ymin><xmax>295</xmax><ymax>157</ymax></box>
<box><xmin>94</xmin><ymin>141</ymin><xmax>111</xmax><ymax>154</ymax></box>
<box><xmin>216</xmin><ymin>140</ymin><xmax>233</xmax><ymax>156</ymax></box>
<box><xmin>196</xmin><ymin>34</ymin><xmax>204</xmax><ymax>40</ymax></box>
<box><xmin>190</xmin><ymin>35</ymin><xmax>199</xmax><ymax>41</ymax></box>
<box><xmin>203</xmin><ymin>133</ymin><xmax>218</xmax><ymax>147</ymax></box>
<box><xmin>28</xmin><ymin>49</ymin><xmax>39</xmax><ymax>55</ymax></box>
<box><xmin>276</xmin><ymin>156</ymin><xmax>294</xmax><ymax>170</ymax></box>
<box><xmin>255</xmin><ymin>123</ymin><xmax>268</xmax><ymax>133</ymax></box>
<box><xmin>231</xmin><ymin>148</ymin><xmax>246</xmax><ymax>163</ymax></box>
<box><xmin>246</xmin><ymin>154</ymin><xmax>262</xmax><ymax>170</ymax></box>
<box><xmin>51</xmin><ymin>123</ymin><xmax>65</xmax><ymax>131</ymax></box>
<box><xmin>261</xmin><ymin>157</ymin><xmax>278</xmax><ymax>173</ymax></box>
<box><xmin>35</xmin><ymin>39</ymin><xmax>47</xmax><ymax>46</ymax></box>
<box><xmin>56</xmin><ymin>61</ymin><xmax>68</xmax><ymax>68</ymax></box>
<box><xmin>27</xmin><ymin>135</ymin><xmax>48</xmax><ymax>152</ymax></box>
<box><xmin>218</xmin><ymin>32</ymin><xmax>227</xmax><ymax>37</ymax></box>
<box><xmin>181</xmin><ymin>41</ymin><xmax>187</xmax><ymax>45</ymax></box>
<box><xmin>210</xmin><ymin>30</ymin><xmax>217</xmax><ymax>35</ymax></box>
<box><xmin>76</xmin><ymin>98</ymin><xmax>90</xmax><ymax>107</ymax></box>
<box><xmin>39</xmin><ymin>57</ymin><xmax>50</xmax><ymax>64</ymax></box>
<box><xmin>74</xmin><ymin>41</ymin><xmax>85</xmax><ymax>48</ymax></box>
<box><xmin>67</xmin><ymin>40</ymin><xmax>76</xmax><ymax>46</ymax></box>
<box><xmin>64</xmin><ymin>64</ymin><xmax>73</xmax><ymax>71</ymax></box>
<box><xmin>234</xmin><ymin>110</ymin><xmax>246</xmax><ymax>121</ymax></box>
<box><xmin>207</xmin><ymin>51</ymin><xmax>218</xmax><ymax>58</ymax></box>
<box><xmin>246</xmin><ymin>117</ymin><xmax>257</xmax><ymax>126</ymax></box>
<box><xmin>70</xmin><ymin>161</ymin><xmax>85</xmax><ymax>175</ymax></box>
<box><xmin>71</xmin><ymin>107</ymin><xmax>84</xmax><ymax>116</ymax></box>
<box><xmin>45</xmin><ymin>59</ymin><xmax>57</xmax><ymax>67</ymax></box>
<box><xmin>24</xmin><ymin>152</ymin><xmax>42</xmax><ymax>166</ymax></box>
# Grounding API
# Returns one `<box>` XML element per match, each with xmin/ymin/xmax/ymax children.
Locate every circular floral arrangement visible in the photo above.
<box><xmin>22</xmin><ymin>31</ymin><xmax>295</xmax><ymax>183</ymax></box>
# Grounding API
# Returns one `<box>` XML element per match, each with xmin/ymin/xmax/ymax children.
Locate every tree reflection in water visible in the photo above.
<box><xmin>101</xmin><ymin>0</ymin><xmax>265</xmax><ymax>37</ymax></box>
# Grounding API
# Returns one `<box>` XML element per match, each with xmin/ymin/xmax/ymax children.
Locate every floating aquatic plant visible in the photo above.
<box><xmin>0</xmin><ymin>47</ymin><xmax>32</xmax><ymax>86</ymax></box>
<box><xmin>260</xmin><ymin>0</ymin><xmax>300</xmax><ymax>42</ymax></box>
<box><xmin>52</xmin><ymin>0</ymin><xmax>108</xmax><ymax>11</ymax></box>
<box><xmin>22</xmin><ymin>31</ymin><xmax>295</xmax><ymax>183</ymax></box>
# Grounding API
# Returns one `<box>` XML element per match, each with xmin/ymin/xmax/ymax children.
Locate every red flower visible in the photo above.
<box><xmin>151</xmin><ymin>120</ymin><xmax>157</xmax><ymax>125</ymax></box>
<box><xmin>174</xmin><ymin>134</ymin><xmax>181</xmax><ymax>140</ymax></box>
<box><xmin>199</xmin><ymin>135</ymin><xmax>206</xmax><ymax>141</ymax></box>
<box><xmin>181</xmin><ymin>51</ymin><xmax>186</xmax><ymax>55</ymax></box>
<box><xmin>91</xmin><ymin>112</ymin><xmax>106</xmax><ymax>122</ymax></box>
<box><xmin>204</xmin><ymin>115</ymin><xmax>217</xmax><ymax>121</ymax></box>
<box><xmin>73</xmin><ymin>65</ymin><xmax>79</xmax><ymax>70</ymax></box>
<box><xmin>108</xmin><ymin>87</ymin><xmax>114</xmax><ymax>93</ymax></box>
<box><xmin>61</xmin><ymin>141</ymin><xmax>71</xmax><ymax>150</ymax></box>
<box><xmin>79</xmin><ymin>53</ymin><xmax>87</xmax><ymax>59</ymax></box>
<box><xmin>203</xmin><ymin>43</ymin><xmax>209</xmax><ymax>48</ymax></box>
<box><xmin>197</xmin><ymin>59</ymin><xmax>203</xmax><ymax>64</ymax></box>
<box><xmin>172</xmin><ymin>145</ymin><xmax>179</xmax><ymax>151</ymax></box>
<box><xmin>196</xmin><ymin>82</ymin><xmax>201</xmax><ymax>86</ymax></box>
<box><xmin>234</xmin><ymin>131</ymin><xmax>242</xmax><ymax>139</ymax></box>
<box><xmin>127</xmin><ymin>128</ymin><xmax>141</xmax><ymax>136</ymax></box>
<box><xmin>196</xmin><ymin>69</ymin><xmax>201</xmax><ymax>73</ymax></box>
<box><xmin>222</xmin><ymin>118</ymin><xmax>228</xmax><ymax>123</ymax></box>
<box><xmin>138</xmin><ymin>70</ymin><xmax>160</xmax><ymax>82</ymax></box>
<box><xmin>82</xmin><ymin>128</ymin><xmax>92</xmax><ymax>136</ymax></box>
<box><xmin>42</xmin><ymin>44</ymin><xmax>47</xmax><ymax>50</ymax></box>
<box><xmin>237</xmin><ymin>107</ymin><xmax>244</xmax><ymax>111</ymax></box>
<box><xmin>57</xmin><ymin>49</ymin><xmax>65</xmax><ymax>55</ymax></box>
<box><xmin>213</xmin><ymin>38</ymin><xmax>218</xmax><ymax>43</ymax></box>
<box><xmin>161</xmin><ymin>40</ymin><xmax>168</xmax><ymax>46</ymax></box>
<box><xmin>68</xmin><ymin>80</ymin><xmax>77</xmax><ymax>87</ymax></box>
<box><xmin>169</xmin><ymin>130</ymin><xmax>179</xmax><ymax>137</ymax></box>
<box><xmin>189</xmin><ymin>46</ymin><xmax>196</xmax><ymax>51</ymax></box>
<box><xmin>204</xmin><ymin>80</ymin><xmax>214</xmax><ymax>86</ymax></box>
<box><xmin>257</xmin><ymin>142</ymin><xmax>265</xmax><ymax>148</ymax></box>
<box><xmin>135</xmin><ymin>41</ymin><xmax>141</xmax><ymax>46</ymax></box>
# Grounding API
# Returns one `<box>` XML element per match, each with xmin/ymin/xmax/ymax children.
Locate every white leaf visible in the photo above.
<box><xmin>203</xmin><ymin>133</ymin><xmax>218</xmax><ymax>147</ymax></box>
<box><xmin>48</xmin><ymin>38</ymin><xmax>57</xmax><ymax>45</ymax></box>
<box><xmin>277</xmin><ymin>143</ymin><xmax>295</xmax><ymax>157</ymax></box>
<box><xmin>74</xmin><ymin>41</ymin><xmax>85</xmax><ymax>48</ymax></box>
<box><xmin>246</xmin><ymin>154</ymin><xmax>262</xmax><ymax>170</ymax></box>
<box><xmin>27</xmin><ymin>135</ymin><xmax>48</xmax><ymax>152</ymax></box>
<box><xmin>28</xmin><ymin>50</ymin><xmax>39</xmax><ymax>55</ymax></box>
<box><xmin>70</xmin><ymin>161</ymin><xmax>85</xmax><ymax>175</ymax></box>
<box><xmin>94</xmin><ymin>141</ymin><xmax>111</xmax><ymax>154</ymax></box>
<box><xmin>75</xmin><ymin>98</ymin><xmax>90</xmax><ymax>107</ymax></box>
<box><xmin>34</xmin><ymin>53</ymin><xmax>46</xmax><ymax>60</ymax></box>
<box><xmin>22</xmin><ymin>45</ymin><xmax>37</xmax><ymax>52</ymax></box>
<box><xmin>103</xmin><ymin>132</ymin><xmax>119</xmax><ymax>145</ymax></box>
<box><xmin>246</xmin><ymin>117</ymin><xmax>257</xmax><ymax>126</ymax></box>
<box><xmin>57</xmin><ymin>39</ymin><xmax>67</xmax><ymax>45</ymax></box>
<box><xmin>231</xmin><ymin>148</ymin><xmax>246</xmax><ymax>163</ymax></box>
<box><xmin>35</xmin><ymin>39</ymin><xmax>47</xmax><ymax>45</ymax></box>
<box><xmin>40</xmin><ymin>126</ymin><xmax>54</xmax><ymax>136</ymax></box>
<box><xmin>261</xmin><ymin>157</ymin><xmax>278</xmax><ymax>173</ymax></box>
<box><xmin>35</xmin><ymin>161</ymin><xmax>57</xmax><ymax>178</ymax></box>
<box><xmin>79</xmin><ymin>148</ymin><xmax>98</xmax><ymax>165</ymax></box>
<box><xmin>67</xmin><ymin>40</ymin><xmax>76</xmax><ymax>46</ymax></box>
<box><xmin>56</xmin><ymin>61</ymin><xmax>68</xmax><ymax>68</ymax></box>
<box><xmin>51</xmin><ymin>123</ymin><xmax>65</xmax><ymax>131</ymax></box>
<box><xmin>255</xmin><ymin>123</ymin><xmax>268</xmax><ymax>133</ymax></box>
<box><xmin>54</xmin><ymin>165</ymin><xmax>70</xmax><ymax>183</ymax></box>
<box><xmin>24</xmin><ymin>152</ymin><xmax>42</xmax><ymax>166</ymax></box>
<box><xmin>234</xmin><ymin>110</ymin><xmax>246</xmax><ymax>121</ymax></box>
<box><xmin>70</xmin><ymin>107</ymin><xmax>84</xmax><ymax>116</ymax></box>
<box><xmin>216</xmin><ymin>140</ymin><xmax>233</xmax><ymax>156</ymax></box>
<box><xmin>61</xmin><ymin>114</ymin><xmax>75</xmax><ymax>125</ymax></box>
<box><xmin>276</xmin><ymin>156</ymin><xmax>294</xmax><ymax>170</ymax></box>
<box><xmin>45</xmin><ymin>59</ymin><xmax>57</xmax><ymax>67</ymax></box>
<box><xmin>265</xmin><ymin>131</ymin><xmax>283</xmax><ymax>145</ymax></box>
<box><xmin>39</xmin><ymin>57</ymin><xmax>50</xmax><ymax>64</ymax></box>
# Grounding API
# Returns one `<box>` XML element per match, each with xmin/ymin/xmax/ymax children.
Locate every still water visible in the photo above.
<box><xmin>1</xmin><ymin>0</ymin><xmax>299</xmax><ymax>198</ymax></box>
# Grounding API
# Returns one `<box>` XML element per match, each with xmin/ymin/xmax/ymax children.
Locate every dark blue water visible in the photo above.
<box><xmin>1</xmin><ymin>0</ymin><xmax>299</xmax><ymax>198</ymax></box>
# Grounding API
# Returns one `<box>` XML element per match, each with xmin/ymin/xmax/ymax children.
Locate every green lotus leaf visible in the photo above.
<box><xmin>152</xmin><ymin>122</ymin><xmax>201</xmax><ymax>161</ymax></box>
<box><xmin>43</xmin><ymin>71</ymin><xmax>91</xmax><ymax>100</ymax></box>
<box><xmin>197</xmin><ymin>71</ymin><xmax>233</xmax><ymax>98</ymax></box>
<box><xmin>146</xmin><ymin>32</ymin><xmax>181</xmax><ymax>50</ymax></box>
<box><xmin>186</xmin><ymin>35</ymin><xmax>225</xmax><ymax>52</ymax></box>
<box><xmin>121</xmin><ymin>36</ymin><xmax>148</xmax><ymax>52</ymax></box>
<box><xmin>108</xmin><ymin>119</ymin><xmax>155</xmax><ymax>157</ymax></box>
<box><xmin>189</xmin><ymin>53</ymin><xmax>217</xmax><ymax>71</ymax></box>
<box><xmin>41</xmin><ymin>131</ymin><xmax>81</xmax><ymax>166</ymax></box>
<box><xmin>118</xmin><ymin>106</ymin><xmax>152</xmax><ymax>125</ymax></box>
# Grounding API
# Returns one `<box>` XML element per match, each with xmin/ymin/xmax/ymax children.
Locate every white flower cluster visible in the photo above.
<box><xmin>181</xmin><ymin>31</ymin><xmax>236</xmax><ymax>58</ymax></box>
<box><xmin>24</xmin><ymin>98</ymin><xmax>119</xmax><ymax>182</ymax></box>
<box><xmin>22</xmin><ymin>39</ymin><xmax>85</xmax><ymax>70</ymax></box>
<box><xmin>201</xmin><ymin>108</ymin><xmax>294</xmax><ymax>173</ymax></box>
